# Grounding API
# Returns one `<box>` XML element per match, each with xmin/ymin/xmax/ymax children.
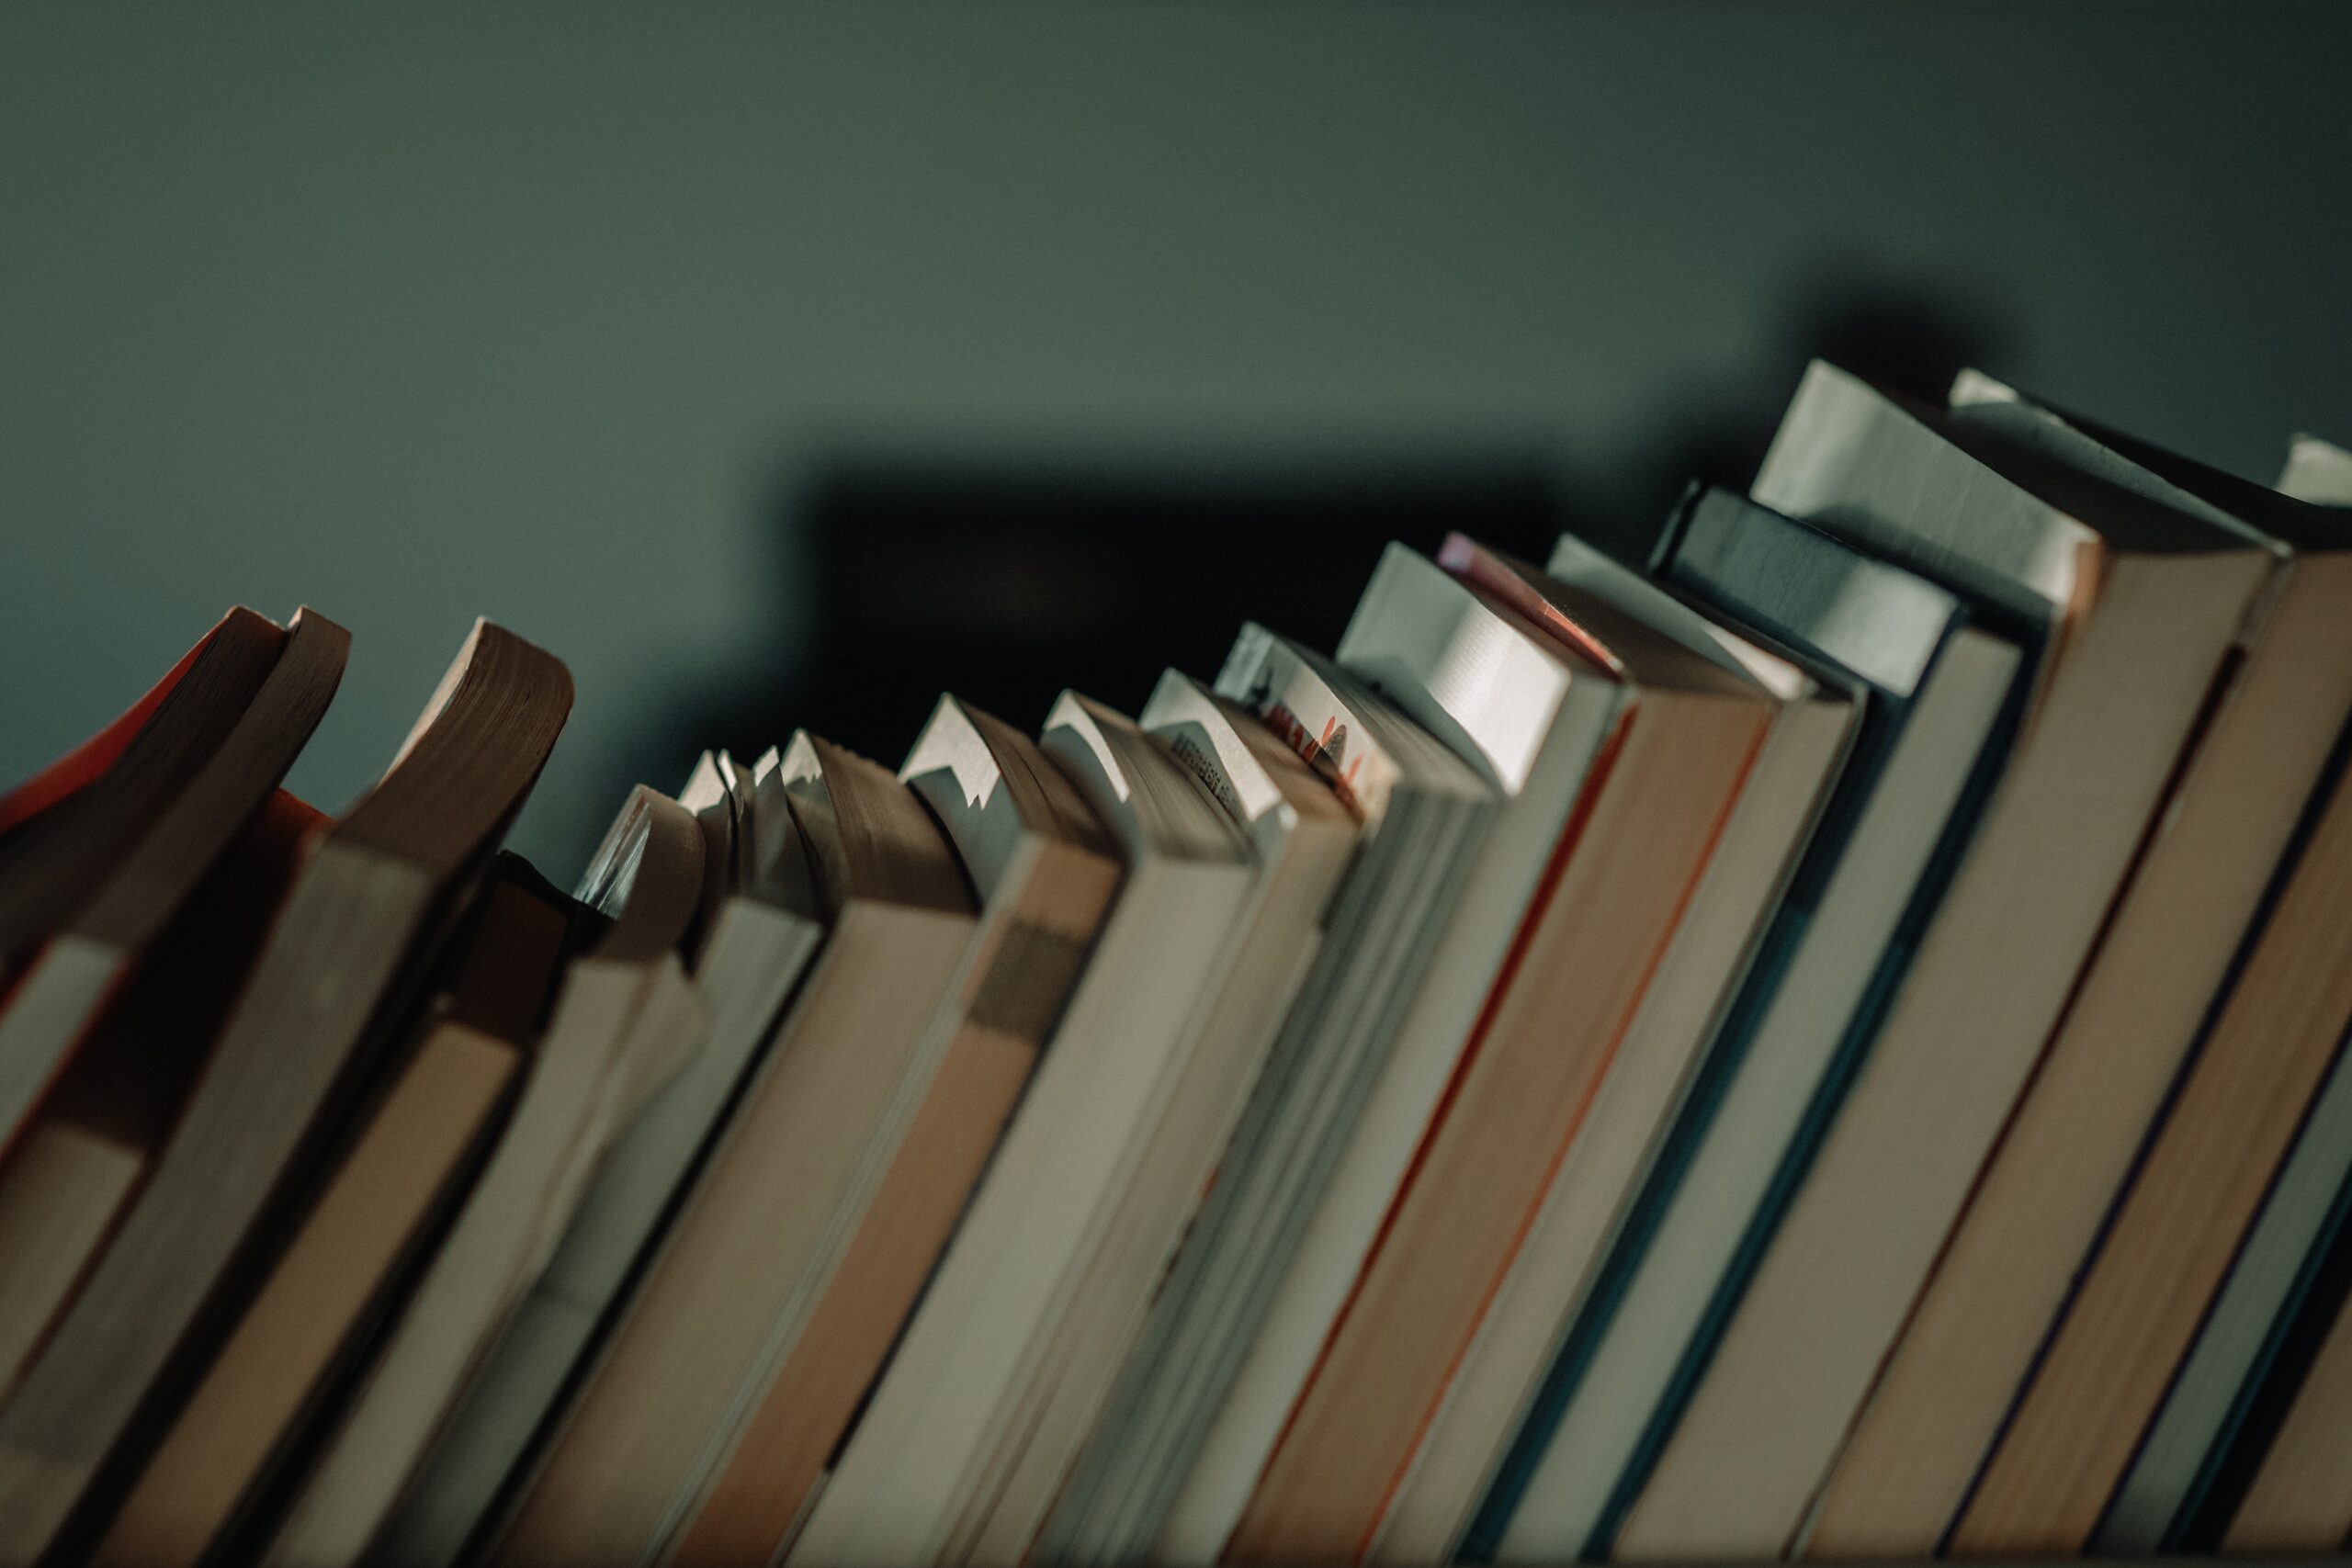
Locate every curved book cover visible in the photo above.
<box><xmin>0</xmin><ymin>621</ymin><xmax>571</xmax><ymax>1568</ymax></box>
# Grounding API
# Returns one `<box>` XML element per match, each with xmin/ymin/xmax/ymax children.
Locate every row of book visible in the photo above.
<box><xmin>2</xmin><ymin>367</ymin><xmax>2350</xmax><ymax>1568</ymax></box>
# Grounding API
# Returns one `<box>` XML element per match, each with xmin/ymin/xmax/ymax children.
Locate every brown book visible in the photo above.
<box><xmin>0</xmin><ymin>616</ymin><xmax>229</xmax><ymax>841</ymax></box>
<box><xmin>357</xmin><ymin>755</ymin><xmax>828</xmax><ymax>1568</ymax></box>
<box><xmin>490</xmin><ymin>732</ymin><xmax>981</xmax><ymax>1567</ymax></box>
<box><xmin>1950</xmin><ymin>743</ymin><xmax>2352</xmax><ymax>1554</ymax></box>
<box><xmin>948</xmin><ymin>677</ymin><xmax>1364</xmax><ymax>1568</ymax></box>
<box><xmin>89</xmin><ymin>863</ymin><xmax>572</xmax><ymax>1567</ymax></box>
<box><xmin>0</xmin><ymin>610</ymin><xmax>334</xmax><ymax>1370</ymax></box>
<box><xmin>261</xmin><ymin>789</ymin><xmax>707</xmax><ymax>1568</ymax></box>
<box><xmin>0</xmin><ymin>790</ymin><xmax>322</xmax><ymax>1402</ymax></box>
<box><xmin>1226</xmin><ymin>541</ymin><xmax>1773</xmax><ymax>1564</ymax></box>
<box><xmin>0</xmin><ymin>607</ymin><xmax>284</xmax><ymax>969</ymax></box>
<box><xmin>0</xmin><ymin>613</ymin><xmax>344</xmax><ymax>1152</ymax></box>
<box><xmin>0</xmin><ymin>607</ymin><xmax>341</xmax><ymax>1151</ymax></box>
<box><xmin>784</xmin><ymin>684</ymin><xmax>1259</xmax><ymax>1567</ymax></box>
<box><xmin>0</xmin><ymin>621</ymin><xmax>571</xmax><ymax>1567</ymax></box>
<box><xmin>2225</xmin><ymin>1283</ymin><xmax>2352</xmax><ymax>1553</ymax></box>
<box><xmin>1806</xmin><ymin>382</ymin><xmax>2352</xmax><ymax>1559</ymax></box>
<box><xmin>665</xmin><ymin>697</ymin><xmax>1124</xmax><ymax>1568</ymax></box>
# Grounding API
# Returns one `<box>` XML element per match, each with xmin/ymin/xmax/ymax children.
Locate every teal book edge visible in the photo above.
<box><xmin>1464</xmin><ymin>490</ymin><xmax>2034</xmax><ymax>1562</ymax></box>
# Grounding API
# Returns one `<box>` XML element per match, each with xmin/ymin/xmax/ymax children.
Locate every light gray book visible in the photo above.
<box><xmin>2282</xmin><ymin>434</ymin><xmax>2352</xmax><ymax>505</ymax></box>
<box><xmin>1608</xmin><ymin>363</ymin><xmax>2267</xmax><ymax>1562</ymax></box>
<box><xmin>365</xmin><ymin>756</ymin><xmax>825</xmax><ymax>1568</ymax></box>
<box><xmin>946</xmin><ymin>674</ymin><xmax>1362</xmax><ymax>1568</ymax></box>
<box><xmin>1801</xmin><ymin>375</ymin><xmax>2352</xmax><ymax>1561</ymax></box>
<box><xmin>482</xmin><ymin>730</ymin><xmax>982</xmax><ymax>1568</ymax></box>
<box><xmin>1035</xmin><ymin>620</ymin><xmax>1495</xmax><ymax>1568</ymax></box>
<box><xmin>266</xmin><ymin>785</ymin><xmax>712</xmax><ymax>1568</ymax></box>
<box><xmin>787</xmin><ymin>693</ymin><xmax>1257</xmax><ymax>1568</ymax></box>
<box><xmin>1151</xmin><ymin>548</ymin><xmax>1638</xmax><ymax>1566</ymax></box>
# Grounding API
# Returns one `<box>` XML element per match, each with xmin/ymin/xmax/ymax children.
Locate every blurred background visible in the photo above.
<box><xmin>2</xmin><ymin>0</ymin><xmax>2347</xmax><ymax>875</ymax></box>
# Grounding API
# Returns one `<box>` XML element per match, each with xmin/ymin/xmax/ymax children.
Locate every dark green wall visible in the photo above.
<box><xmin>3</xmin><ymin>1</ymin><xmax>2346</xmax><ymax>870</ymax></box>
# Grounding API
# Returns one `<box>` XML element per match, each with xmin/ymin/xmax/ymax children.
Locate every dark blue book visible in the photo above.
<box><xmin>1466</xmin><ymin>483</ymin><xmax>2026</xmax><ymax>1562</ymax></box>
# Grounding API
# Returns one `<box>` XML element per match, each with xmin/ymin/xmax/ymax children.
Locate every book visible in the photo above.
<box><xmin>785</xmin><ymin>689</ymin><xmax>1259</xmax><ymax>1568</ymax></box>
<box><xmin>1226</xmin><ymin>537</ymin><xmax>1778</xmax><ymax>1564</ymax></box>
<box><xmin>0</xmin><ymin>603</ymin><xmax>345</xmax><ymax>1376</ymax></box>
<box><xmin>942</xmin><ymin>671</ymin><xmax>1363</xmax><ymax>1568</ymax></box>
<box><xmin>2109</xmin><ymin>1032</ymin><xmax>2352</xmax><ymax>1553</ymax></box>
<box><xmin>1482</xmin><ymin>488</ymin><xmax>2021</xmax><ymax>1566</ymax></box>
<box><xmin>487</xmin><ymin>731</ymin><xmax>981</xmax><ymax>1567</ymax></box>
<box><xmin>1949</xmin><ymin>651</ymin><xmax>2352</xmax><ymax>1555</ymax></box>
<box><xmin>1609</xmin><ymin>362</ymin><xmax>2268</xmax><ymax>1562</ymax></box>
<box><xmin>86</xmin><ymin>858</ymin><xmax>571</xmax><ymax>1567</ymax></box>
<box><xmin>0</xmin><ymin>607</ymin><xmax>284</xmax><ymax>975</ymax></box>
<box><xmin>0</xmin><ymin>615</ymin><xmax>234</xmax><ymax>841</ymax></box>
<box><xmin>258</xmin><ymin>785</ymin><xmax>707</xmax><ymax>1568</ymax></box>
<box><xmin>1037</xmin><ymin>625</ymin><xmax>1496</xmax><ymax>1568</ymax></box>
<box><xmin>0</xmin><ymin>620</ymin><xmax>571</xmax><ymax>1567</ymax></box>
<box><xmin>365</xmin><ymin>754</ymin><xmax>827</xmax><ymax>1568</ymax></box>
<box><xmin>2220</xmin><ymin>1172</ymin><xmax>2352</xmax><ymax>1554</ymax></box>
<box><xmin>2281</xmin><ymin>434</ymin><xmax>2352</xmax><ymax>505</ymax></box>
<box><xmin>1589</xmin><ymin>364</ymin><xmax>2267</xmax><ymax>1561</ymax></box>
<box><xmin>0</xmin><ymin>791</ymin><xmax>322</xmax><ymax>1401</ymax></box>
<box><xmin>1371</xmin><ymin>518</ymin><xmax>1858</xmax><ymax>1566</ymax></box>
<box><xmin>1806</xmin><ymin>373</ymin><xmax>2352</xmax><ymax>1559</ymax></box>
<box><xmin>656</xmin><ymin>702</ymin><xmax>1121</xmax><ymax>1568</ymax></box>
<box><xmin>0</xmin><ymin>607</ymin><xmax>340</xmax><ymax>1150</ymax></box>
<box><xmin>11</xmin><ymin>344</ymin><xmax>2352</xmax><ymax>1568</ymax></box>
<box><xmin>1148</xmin><ymin>548</ymin><xmax>1650</xmax><ymax>1568</ymax></box>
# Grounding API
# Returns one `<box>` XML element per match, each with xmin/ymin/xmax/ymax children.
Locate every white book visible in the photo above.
<box><xmin>365</xmin><ymin>757</ymin><xmax>824</xmax><ymax>1568</ymax></box>
<box><xmin>946</xmin><ymin>673</ymin><xmax>1362</xmax><ymax>1567</ymax></box>
<box><xmin>1035</xmin><ymin>625</ymin><xmax>1493</xmax><ymax>1568</ymax></box>
<box><xmin>1151</xmin><ymin>545</ymin><xmax>1629</xmax><ymax>1563</ymax></box>
<box><xmin>2281</xmin><ymin>434</ymin><xmax>2352</xmax><ymax>505</ymax></box>
<box><xmin>1369</xmin><ymin>524</ymin><xmax>1857</xmax><ymax>1566</ymax></box>
<box><xmin>786</xmin><ymin>694</ymin><xmax>1255</xmax><ymax>1568</ymax></box>
<box><xmin>1494</xmin><ymin>489</ymin><xmax>2020</xmax><ymax>1565</ymax></box>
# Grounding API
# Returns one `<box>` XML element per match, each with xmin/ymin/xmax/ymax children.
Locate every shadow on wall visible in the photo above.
<box><xmin>1604</xmin><ymin>276</ymin><xmax>2019</xmax><ymax>549</ymax></box>
<box><xmin>676</xmin><ymin>458</ymin><xmax>1566</xmax><ymax>772</ymax></box>
<box><xmin>650</xmin><ymin>281</ymin><xmax>2014</xmax><ymax>781</ymax></box>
